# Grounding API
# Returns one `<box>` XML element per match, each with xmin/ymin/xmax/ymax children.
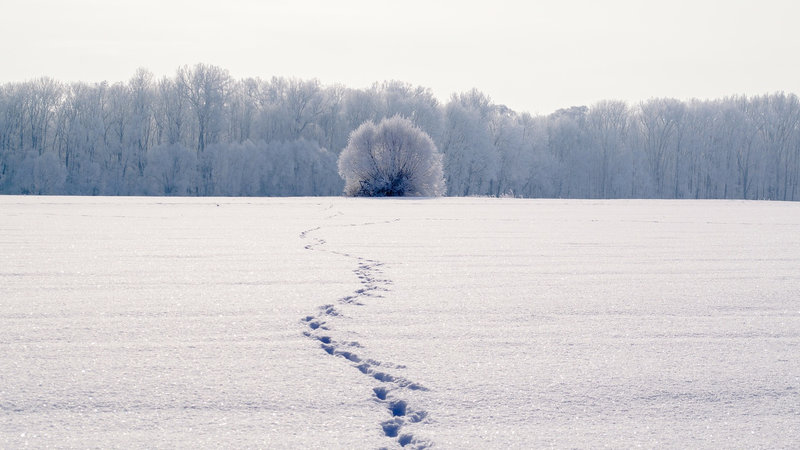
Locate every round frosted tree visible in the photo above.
<box><xmin>337</xmin><ymin>116</ymin><xmax>446</xmax><ymax>197</ymax></box>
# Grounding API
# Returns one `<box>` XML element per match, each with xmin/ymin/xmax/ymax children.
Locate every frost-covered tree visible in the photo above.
<box><xmin>176</xmin><ymin>64</ymin><xmax>232</xmax><ymax>153</ymax></box>
<box><xmin>145</xmin><ymin>143</ymin><xmax>197</xmax><ymax>195</ymax></box>
<box><xmin>338</xmin><ymin>116</ymin><xmax>445</xmax><ymax>197</ymax></box>
<box><xmin>587</xmin><ymin>100</ymin><xmax>630</xmax><ymax>198</ymax></box>
<box><xmin>2</xmin><ymin>66</ymin><xmax>800</xmax><ymax>200</ymax></box>
<box><xmin>12</xmin><ymin>151</ymin><xmax>66</xmax><ymax>194</ymax></box>
<box><xmin>547</xmin><ymin>106</ymin><xmax>590</xmax><ymax>197</ymax></box>
<box><xmin>637</xmin><ymin>98</ymin><xmax>686</xmax><ymax>197</ymax></box>
<box><xmin>441</xmin><ymin>91</ymin><xmax>498</xmax><ymax>196</ymax></box>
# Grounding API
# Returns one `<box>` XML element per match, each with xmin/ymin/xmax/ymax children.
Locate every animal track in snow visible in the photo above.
<box><xmin>299</xmin><ymin>212</ymin><xmax>431</xmax><ymax>448</ymax></box>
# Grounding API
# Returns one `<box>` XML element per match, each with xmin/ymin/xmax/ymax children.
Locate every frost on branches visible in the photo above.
<box><xmin>337</xmin><ymin>116</ymin><xmax>445</xmax><ymax>197</ymax></box>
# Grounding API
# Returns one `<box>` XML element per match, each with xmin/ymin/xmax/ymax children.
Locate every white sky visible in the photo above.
<box><xmin>3</xmin><ymin>0</ymin><xmax>799</xmax><ymax>114</ymax></box>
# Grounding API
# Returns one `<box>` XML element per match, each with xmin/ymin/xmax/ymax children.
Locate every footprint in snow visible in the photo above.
<box><xmin>299</xmin><ymin>217</ymin><xmax>431</xmax><ymax>448</ymax></box>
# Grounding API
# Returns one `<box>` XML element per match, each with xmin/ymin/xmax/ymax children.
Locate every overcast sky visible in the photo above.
<box><xmin>3</xmin><ymin>0</ymin><xmax>799</xmax><ymax>114</ymax></box>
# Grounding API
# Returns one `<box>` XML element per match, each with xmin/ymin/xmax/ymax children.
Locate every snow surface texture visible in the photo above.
<box><xmin>1</xmin><ymin>197</ymin><xmax>799</xmax><ymax>448</ymax></box>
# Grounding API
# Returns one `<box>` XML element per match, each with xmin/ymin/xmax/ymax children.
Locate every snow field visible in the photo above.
<box><xmin>2</xmin><ymin>197</ymin><xmax>799</xmax><ymax>448</ymax></box>
<box><xmin>1</xmin><ymin>198</ymin><xmax>387</xmax><ymax>448</ymax></box>
<box><xmin>314</xmin><ymin>198</ymin><xmax>800</xmax><ymax>448</ymax></box>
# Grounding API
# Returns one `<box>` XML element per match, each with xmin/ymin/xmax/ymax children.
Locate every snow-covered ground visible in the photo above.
<box><xmin>1</xmin><ymin>196</ymin><xmax>798</xmax><ymax>448</ymax></box>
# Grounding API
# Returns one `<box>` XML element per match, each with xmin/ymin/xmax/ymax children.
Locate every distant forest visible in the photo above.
<box><xmin>1</xmin><ymin>64</ymin><xmax>799</xmax><ymax>200</ymax></box>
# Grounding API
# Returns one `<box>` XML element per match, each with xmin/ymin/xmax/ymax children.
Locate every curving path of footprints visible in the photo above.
<box><xmin>299</xmin><ymin>214</ymin><xmax>432</xmax><ymax>449</ymax></box>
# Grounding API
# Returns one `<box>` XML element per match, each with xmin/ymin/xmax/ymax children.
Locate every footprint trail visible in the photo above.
<box><xmin>300</xmin><ymin>214</ymin><xmax>432</xmax><ymax>448</ymax></box>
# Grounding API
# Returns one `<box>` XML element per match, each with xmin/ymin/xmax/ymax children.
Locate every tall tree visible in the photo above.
<box><xmin>176</xmin><ymin>64</ymin><xmax>232</xmax><ymax>154</ymax></box>
<box><xmin>441</xmin><ymin>91</ymin><xmax>498</xmax><ymax>196</ymax></box>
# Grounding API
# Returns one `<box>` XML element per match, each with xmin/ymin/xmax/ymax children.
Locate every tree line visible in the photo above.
<box><xmin>1</xmin><ymin>64</ymin><xmax>798</xmax><ymax>200</ymax></box>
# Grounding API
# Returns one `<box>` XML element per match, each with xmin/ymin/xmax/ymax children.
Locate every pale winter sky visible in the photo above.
<box><xmin>3</xmin><ymin>0</ymin><xmax>799</xmax><ymax>114</ymax></box>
